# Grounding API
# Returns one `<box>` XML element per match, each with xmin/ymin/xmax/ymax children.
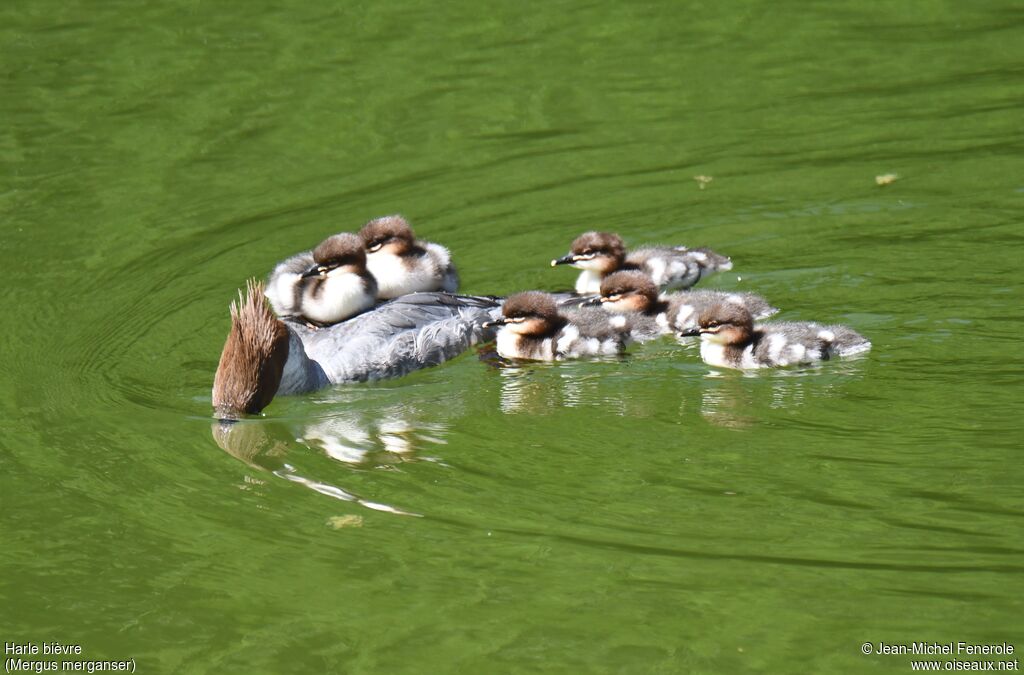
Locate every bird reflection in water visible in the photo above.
<box><xmin>697</xmin><ymin>361</ymin><xmax>868</xmax><ymax>428</ymax></box>
<box><xmin>211</xmin><ymin>398</ymin><xmax>457</xmax><ymax>516</ymax></box>
<box><xmin>495</xmin><ymin>364</ymin><xmax>606</xmax><ymax>415</ymax></box>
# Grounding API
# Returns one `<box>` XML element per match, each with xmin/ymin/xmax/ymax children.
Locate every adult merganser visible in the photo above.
<box><xmin>264</xmin><ymin>233</ymin><xmax>378</xmax><ymax>326</ymax></box>
<box><xmin>591</xmin><ymin>271</ymin><xmax>778</xmax><ymax>340</ymax></box>
<box><xmin>212</xmin><ymin>280</ymin><xmax>499</xmax><ymax>417</ymax></box>
<box><xmin>551</xmin><ymin>231</ymin><xmax>732</xmax><ymax>294</ymax></box>
<box><xmin>696</xmin><ymin>303</ymin><xmax>871</xmax><ymax>369</ymax></box>
<box><xmin>483</xmin><ymin>291</ymin><xmax>630</xmax><ymax>361</ymax></box>
<box><xmin>358</xmin><ymin>215</ymin><xmax>459</xmax><ymax>299</ymax></box>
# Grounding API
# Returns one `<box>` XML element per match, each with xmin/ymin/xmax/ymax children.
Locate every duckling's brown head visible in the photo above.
<box><xmin>551</xmin><ymin>231</ymin><xmax>626</xmax><ymax>273</ymax></box>
<box><xmin>598</xmin><ymin>271</ymin><xmax>658</xmax><ymax>313</ymax></box>
<box><xmin>359</xmin><ymin>215</ymin><xmax>416</xmax><ymax>256</ymax></box>
<box><xmin>698</xmin><ymin>303</ymin><xmax>754</xmax><ymax>346</ymax></box>
<box><xmin>486</xmin><ymin>291</ymin><xmax>562</xmax><ymax>336</ymax></box>
<box><xmin>307</xmin><ymin>233</ymin><xmax>368</xmax><ymax>277</ymax></box>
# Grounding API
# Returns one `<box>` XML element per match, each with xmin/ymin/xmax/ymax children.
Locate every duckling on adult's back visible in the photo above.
<box><xmin>484</xmin><ymin>291</ymin><xmax>630</xmax><ymax>361</ymax></box>
<box><xmin>213</xmin><ymin>281</ymin><xmax>500</xmax><ymax>417</ymax></box>
<box><xmin>551</xmin><ymin>231</ymin><xmax>732</xmax><ymax>294</ymax></box>
<box><xmin>359</xmin><ymin>215</ymin><xmax>459</xmax><ymax>299</ymax></box>
<box><xmin>696</xmin><ymin>303</ymin><xmax>871</xmax><ymax>370</ymax></box>
<box><xmin>264</xmin><ymin>233</ymin><xmax>378</xmax><ymax>326</ymax></box>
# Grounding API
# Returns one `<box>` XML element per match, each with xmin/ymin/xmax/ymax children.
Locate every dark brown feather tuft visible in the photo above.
<box><xmin>212</xmin><ymin>279</ymin><xmax>290</xmax><ymax>417</ymax></box>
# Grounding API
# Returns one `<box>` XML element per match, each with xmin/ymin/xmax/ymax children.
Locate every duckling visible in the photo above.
<box><xmin>551</xmin><ymin>231</ymin><xmax>732</xmax><ymax>294</ymax></box>
<box><xmin>264</xmin><ymin>233</ymin><xmax>378</xmax><ymax>326</ymax></box>
<box><xmin>359</xmin><ymin>215</ymin><xmax>459</xmax><ymax>299</ymax></box>
<box><xmin>696</xmin><ymin>303</ymin><xmax>871</xmax><ymax>369</ymax></box>
<box><xmin>484</xmin><ymin>291</ymin><xmax>630</xmax><ymax>361</ymax></box>
<box><xmin>593</xmin><ymin>271</ymin><xmax>778</xmax><ymax>340</ymax></box>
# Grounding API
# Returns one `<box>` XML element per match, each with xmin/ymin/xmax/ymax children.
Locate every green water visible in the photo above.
<box><xmin>2</xmin><ymin>1</ymin><xmax>1022</xmax><ymax>672</ymax></box>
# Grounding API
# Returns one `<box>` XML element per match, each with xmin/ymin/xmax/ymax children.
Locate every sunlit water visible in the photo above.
<box><xmin>2</xmin><ymin>1</ymin><xmax>1022</xmax><ymax>672</ymax></box>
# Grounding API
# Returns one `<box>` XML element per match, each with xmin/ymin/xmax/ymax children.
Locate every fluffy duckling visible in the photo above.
<box><xmin>696</xmin><ymin>303</ymin><xmax>871</xmax><ymax>369</ymax></box>
<box><xmin>359</xmin><ymin>215</ymin><xmax>459</xmax><ymax>299</ymax></box>
<box><xmin>593</xmin><ymin>271</ymin><xmax>778</xmax><ymax>340</ymax></box>
<box><xmin>551</xmin><ymin>231</ymin><xmax>732</xmax><ymax>294</ymax></box>
<box><xmin>264</xmin><ymin>233</ymin><xmax>378</xmax><ymax>326</ymax></box>
<box><xmin>484</xmin><ymin>291</ymin><xmax>630</xmax><ymax>361</ymax></box>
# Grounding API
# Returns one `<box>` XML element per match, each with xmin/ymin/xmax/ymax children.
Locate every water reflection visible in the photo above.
<box><xmin>494</xmin><ymin>361</ymin><xmax>658</xmax><ymax>416</ymax></box>
<box><xmin>697</xmin><ymin>360</ymin><xmax>870</xmax><ymax>428</ymax></box>
<box><xmin>210</xmin><ymin>397</ymin><xmax>459</xmax><ymax>515</ymax></box>
<box><xmin>213</xmin><ymin>419</ymin><xmax>420</xmax><ymax>515</ymax></box>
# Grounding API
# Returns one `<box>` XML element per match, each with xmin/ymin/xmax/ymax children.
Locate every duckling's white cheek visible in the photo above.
<box><xmin>603</xmin><ymin>299</ymin><xmax>628</xmax><ymax>313</ymax></box>
<box><xmin>624</xmin><ymin>296</ymin><xmax>648</xmax><ymax>312</ymax></box>
<box><xmin>702</xmin><ymin>331</ymin><xmax>726</xmax><ymax>345</ymax></box>
<box><xmin>573</xmin><ymin>258</ymin><xmax>603</xmax><ymax>271</ymax></box>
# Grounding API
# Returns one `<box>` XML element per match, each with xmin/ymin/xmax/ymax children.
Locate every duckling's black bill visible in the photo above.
<box><xmin>482</xmin><ymin>318</ymin><xmax>508</xmax><ymax>328</ymax></box>
<box><xmin>551</xmin><ymin>254</ymin><xmax>576</xmax><ymax>267</ymax></box>
<box><xmin>300</xmin><ymin>263</ymin><xmax>332</xmax><ymax>279</ymax></box>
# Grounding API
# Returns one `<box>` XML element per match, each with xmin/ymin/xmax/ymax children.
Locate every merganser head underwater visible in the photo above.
<box><xmin>592</xmin><ymin>270</ymin><xmax>779</xmax><ymax>339</ymax></box>
<box><xmin>696</xmin><ymin>303</ymin><xmax>871</xmax><ymax>369</ymax></box>
<box><xmin>551</xmin><ymin>231</ymin><xmax>733</xmax><ymax>294</ymax></box>
<box><xmin>358</xmin><ymin>215</ymin><xmax>459</xmax><ymax>299</ymax></box>
<box><xmin>213</xmin><ymin>280</ymin><xmax>501</xmax><ymax>418</ymax></box>
<box><xmin>264</xmin><ymin>233</ymin><xmax>378</xmax><ymax>326</ymax></box>
<box><xmin>483</xmin><ymin>290</ymin><xmax>630</xmax><ymax>361</ymax></box>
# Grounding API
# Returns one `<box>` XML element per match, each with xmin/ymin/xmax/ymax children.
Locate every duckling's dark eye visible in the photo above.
<box><xmin>581</xmin><ymin>249</ymin><xmax>592</xmax><ymax>255</ymax></box>
<box><xmin>707</xmin><ymin>321</ymin><xmax>720</xmax><ymax>328</ymax></box>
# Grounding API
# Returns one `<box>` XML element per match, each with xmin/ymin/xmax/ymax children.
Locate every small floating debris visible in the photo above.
<box><xmin>875</xmin><ymin>173</ymin><xmax>899</xmax><ymax>186</ymax></box>
<box><xmin>693</xmin><ymin>175</ymin><xmax>713</xmax><ymax>190</ymax></box>
<box><xmin>326</xmin><ymin>514</ymin><xmax>364</xmax><ymax>529</ymax></box>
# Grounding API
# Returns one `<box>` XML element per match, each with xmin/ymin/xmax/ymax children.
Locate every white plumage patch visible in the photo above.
<box><xmin>787</xmin><ymin>343</ymin><xmax>807</xmax><ymax>362</ymax></box>
<box><xmin>740</xmin><ymin>344</ymin><xmax>758</xmax><ymax>369</ymax></box>
<box><xmin>574</xmin><ymin>270</ymin><xmax>604</xmax><ymax>294</ymax></box>
<box><xmin>700</xmin><ymin>340</ymin><xmax>730</xmax><ymax>368</ymax></box>
<box><xmin>496</xmin><ymin>330</ymin><xmax>521</xmax><ymax>359</ymax></box>
<box><xmin>673</xmin><ymin>305</ymin><xmax>695</xmax><ymax>330</ymax></box>
<box><xmin>301</xmin><ymin>271</ymin><xmax>374</xmax><ymax>324</ymax></box>
<box><xmin>817</xmin><ymin>329</ymin><xmax>835</xmax><ymax>342</ymax></box>
<box><xmin>767</xmin><ymin>333</ymin><xmax>787</xmax><ymax>363</ymax></box>
<box><xmin>609</xmin><ymin>315</ymin><xmax>627</xmax><ymax>328</ymax></box>
<box><xmin>645</xmin><ymin>257</ymin><xmax>668</xmax><ymax>286</ymax></box>
<box><xmin>266</xmin><ymin>272</ymin><xmax>301</xmax><ymax>315</ymax></box>
<box><xmin>725</xmin><ymin>294</ymin><xmax>743</xmax><ymax>305</ymax></box>
<box><xmin>555</xmin><ymin>324</ymin><xmax>581</xmax><ymax>355</ymax></box>
<box><xmin>368</xmin><ymin>247</ymin><xmax>454</xmax><ymax>299</ymax></box>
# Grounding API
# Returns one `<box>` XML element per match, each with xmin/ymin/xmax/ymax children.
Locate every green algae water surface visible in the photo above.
<box><xmin>2</xmin><ymin>1</ymin><xmax>1022</xmax><ymax>673</ymax></box>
